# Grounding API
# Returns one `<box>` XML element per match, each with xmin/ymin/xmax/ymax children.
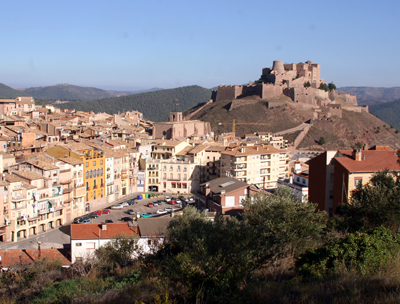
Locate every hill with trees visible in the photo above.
<box><xmin>56</xmin><ymin>85</ymin><xmax>212</xmax><ymax>122</ymax></box>
<box><xmin>0</xmin><ymin>83</ymin><xmax>29</xmax><ymax>98</ymax></box>
<box><xmin>369</xmin><ymin>99</ymin><xmax>400</xmax><ymax>130</ymax></box>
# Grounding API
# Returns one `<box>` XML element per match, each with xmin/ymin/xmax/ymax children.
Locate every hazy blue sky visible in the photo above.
<box><xmin>1</xmin><ymin>0</ymin><xmax>399</xmax><ymax>91</ymax></box>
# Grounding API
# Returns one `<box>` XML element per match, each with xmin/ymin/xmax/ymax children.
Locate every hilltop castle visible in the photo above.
<box><xmin>213</xmin><ymin>60</ymin><xmax>358</xmax><ymax>107</ymax></box>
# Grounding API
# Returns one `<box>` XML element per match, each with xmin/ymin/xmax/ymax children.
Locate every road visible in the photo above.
<box><xmin>3</xmin><ymin>193</ymin><xmax>192</xmax><ymax>250</ymax></box>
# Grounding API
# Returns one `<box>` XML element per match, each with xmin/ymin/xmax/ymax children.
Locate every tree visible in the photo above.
<box><xmin>159</xmin><ymin>195</ymin><xmax>327</xmax><ymax>302</ymax></box>
<box><xmin>319</xmin><ymin>83</ymin><xmax>329</xmax><ymax>92</ymax></box>
<box><xmin>96</xmin><ymin>233</ymin><xmax>141</xmax><ymax>268</ymax></box>
<box><xmin>338</xmin><ymin>170</ymin><xmax>400</xmax><ymax>232</ymax></box>
<box><xmin>304</xmin><ymin>81</ymin><xmax>311</xmax><ymax>88</ymax></box>
<box><xmin>319</xmin><ymin>136</ymin><xmax>326</xmax><ymax>145</ymax></box>
<box><xmin>328</xmin><ymin>82</ymin><xmax>336</xmax><ymax>91</ymax></box>
<box><xmin>243</xmin><ymin>186</ymin><xmax>327</xmax><ymax>260</ymax></box>
<box><xmin>297</xmin><ymin>226</ymin><xmax>400</xmax><ymax>278</ymax></box>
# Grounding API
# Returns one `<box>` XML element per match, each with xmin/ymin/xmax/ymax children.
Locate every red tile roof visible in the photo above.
<box><xmin>70</xmin><ymin>223</ymin><xmax>138</xmax><ymax>240</ymax></box>
<box><xmin>335</xmin><ymin>149</ymin><xmax>399</xmax><ymax>173</ymax></box>
<box><xmin>0</xmin><ymin>249</ymin><xmax>71</xmax><ymax>267</ymax></box>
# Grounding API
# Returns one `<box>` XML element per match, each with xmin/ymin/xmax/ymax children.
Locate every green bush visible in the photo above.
<box><xmin>296</xmin><ymin>226</ymin><xmax>400</xmax><ymax>278</ymax></box>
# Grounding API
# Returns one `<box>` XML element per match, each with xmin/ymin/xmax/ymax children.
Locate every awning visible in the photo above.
<box><xmin>182</xmin><ymin>183</ymin><xmax>187</xmax><ymax>185</ymax></box>
<box><xmin>171</xmin><ymin>182</ymin><xmax>176</xmax><ymax>184</ymax></box>
<box><xmin>48</xmin><ymin>200</ymin><xmax>56</xmax><ymax>208</ymax></box>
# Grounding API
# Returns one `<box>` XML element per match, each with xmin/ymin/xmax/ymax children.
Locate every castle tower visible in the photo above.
<box><xmin>272</xmin><ymin>60</ymin><xmax>284</xmax><ymax>74</ymax></box>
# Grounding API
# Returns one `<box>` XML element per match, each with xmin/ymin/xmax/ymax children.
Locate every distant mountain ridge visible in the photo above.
<box><xmin>337</xmin><ymin>87</ymin><xmax>400</xmax><ymax>105</ymax></box>
<box><xmin>56</xmin><ymin>85</ymin><xmax>212</xmax><ymax>122</ymax></box>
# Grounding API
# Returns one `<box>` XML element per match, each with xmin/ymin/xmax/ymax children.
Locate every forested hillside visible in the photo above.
<box><xmin>369</xmin><ymin>99</ymin><xmax>400</xmax><ymax>130</ymax></box>
<box><xmin>22</xmin><ymin>84</ymin><xmax>129</xmax><ymax>101</ymax></box>
<box><xmin>0</xmin><ymin>83</ymin><xmax>29</xmax><ymax>98</ymax></box>
<box><xmin>57</xmin><ymin>85</ymin><xmax>212</xmax><ymax>122</ymax></box>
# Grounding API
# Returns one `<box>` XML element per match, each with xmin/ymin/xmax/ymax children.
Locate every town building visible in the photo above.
<box><xmin>309</xmin><ymin>145</ymin><xmax>399</xmax><ymax>213</ymax></box>
<box><xmin>220</xmin><ymin>143</ymin><xmax>289</xmax><ymax>189</ymax></box>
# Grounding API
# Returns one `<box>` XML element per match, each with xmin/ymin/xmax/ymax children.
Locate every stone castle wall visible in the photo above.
<box><xmin>283</xmin><ymin>87</ymin><xmax>331</xmax><ymax>106</ymax></box>
<box><xmin>335</xmin><ymin>93</ymin><xmax>358</xmax><ymax>106</ymax></box>
<box><xmin>216</xmin><ymin>85</ymin><xmax>243</xmax><ymax>102</ymax></box>
<box><xmin>261</xmin><ymin>83</ymin><xmax>283</xmax><ymax>99</ymax></box>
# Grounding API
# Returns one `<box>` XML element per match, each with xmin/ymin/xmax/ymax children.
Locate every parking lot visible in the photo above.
<box><xmin>77</xmin><ymin>194</ymin><xmax>195</xmax><ymax>224</ymax></box>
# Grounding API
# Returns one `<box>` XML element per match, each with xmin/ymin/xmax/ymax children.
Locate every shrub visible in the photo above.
<box><xmin>296</xmin><ymin>226</ymin><xmax>400</xmax><ymax>278</ymax></box>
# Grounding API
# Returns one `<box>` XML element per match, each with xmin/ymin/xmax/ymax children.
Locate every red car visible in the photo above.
<box><xmin>93</xmin><ymin>210</ymin><xmax>103</xmax><ymax>216</ymax></box>
<box><xmin>101</xmin><ymin>209</ymin><xmax>111</xmax><ymax>214</ymax></box>
<box><xmin>170</xmin><ymin>200</ymin><xmax>176</xmax><ymax>205</ymax></box>
<box><xmin>148</xmin><ymin>203</ymin><xmax>154</xmax><ymax>208</ymax></box>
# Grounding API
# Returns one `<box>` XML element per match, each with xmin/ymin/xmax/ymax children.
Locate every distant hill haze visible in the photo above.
<box><xmin>337</xmin><ymin>87</ymin><xmax>400</xmax><ymax>105</ymax></box>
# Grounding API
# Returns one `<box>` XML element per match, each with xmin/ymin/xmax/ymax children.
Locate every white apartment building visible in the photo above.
<box><xmin>220</xmin><ymin>144</ymin><xmax>289</xmax><ymax>189</ymax></box>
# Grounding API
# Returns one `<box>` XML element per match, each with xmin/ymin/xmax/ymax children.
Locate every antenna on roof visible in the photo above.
<box><xmin>173</xmin><ymin>99</ymin><xmax>179</xmax><ymax>112</ymax></box>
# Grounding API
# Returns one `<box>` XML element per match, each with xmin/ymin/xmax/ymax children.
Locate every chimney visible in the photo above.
<box><xmin>363</xmin><ymin>143</ymin><xmax>368</xmax><ymax>150</ymax></box>
<box><xmin>353</xmin><ymin>149</ymin><xmax>362</xmax><ymax>161</ymax></box>
<box><xmin>205</xmin><ymin>183</ymin><xmax>211</xmax><ymax>196</ymax></box>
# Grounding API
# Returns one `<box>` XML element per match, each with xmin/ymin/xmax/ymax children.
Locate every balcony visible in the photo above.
<box><xmin>60</xmin><ymin>179</ymin><xmax>72</xmax><ymax>185</ymax></box>
<box><xmin>38</xmin><ymin>209</ymin><xmax>50</xmax><ymax>214</ymax></box>
<box><xmin>63</xmin><ymin>187</ymin><xmax>73</xmax><ymax>194</ymax></box>
<box><xmin>73</xmin><ymin>187</ymin><xmax>86</xmax><ymax>198</ymax></box>
<box><xmin>11</xmin><ymin>195</ymin><xmax>27</xmax><ymax>201</ymax></box>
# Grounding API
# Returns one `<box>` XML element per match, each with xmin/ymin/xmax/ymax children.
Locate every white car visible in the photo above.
<box><xmin>165</xmin><ymin>207</ymin><xmax>176</xmax><ymax>212</ymax></box>
<box><xmin>164</xmin><ymin>196</ymin><xmax>171</xmax><ymax>202</ymax></box>
<box><xmin>188</xmin><ymin>197</ymin><xmax>194</xmax><ymax>202</ymax></box>
<box><xmin>175</xmin><ymin>199</ymin><xmax>182</xmax><ymax>204</ymax></box>
<box><xmin>111</xmin><ymin>204</ymin><xmax>123</xmax><ymax>209</ymax></box>
<box><xmin>121</xmin><ymin>202</ymin><xmax>129</xmax><ymax>207</ymax></box>
<box><xmin>157</xmin><ymin>209</ymin><xmax>167</xmax><ymax>215</ymax></box>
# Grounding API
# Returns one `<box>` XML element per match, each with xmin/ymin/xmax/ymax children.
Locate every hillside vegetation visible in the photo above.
<box><xmin>0</xmin><ymin>83</ymin><xmax>29</xmax><ymax>98</ymax></box>
<box><xmin>22</xmin><ymin>84</ymin><xmax>130</xmax><ymax>101</ymax></box>
<box><xmin>369</xmin><ymin>99</ymin><xmax>400</xmax><ymax>130</ymax></box>
<box><xmin>57</xmin><ymin>85</ymin><xmax>211</xmax><ymax>122</ymax></box>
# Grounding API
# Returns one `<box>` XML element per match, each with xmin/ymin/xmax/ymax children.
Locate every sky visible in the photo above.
<box><xmin>1</xmin><ymin>0</ymin><xmax>399</xmax><ymax>91</ymax></box>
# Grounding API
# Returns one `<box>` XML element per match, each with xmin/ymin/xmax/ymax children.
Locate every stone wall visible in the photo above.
<box><xmin>215</xmin><ymin>85</ymin><xmax>243</xmax><ymax>102</ymax></box>
<box><xmin>261</xmin><ymin>83</ymin><xmax>283</xmax><ymax>99</ymax></box>
<box><xmin>335</xmin><ymin>93</ymin><xmax>358</xmax><ymax>106</ymax></box>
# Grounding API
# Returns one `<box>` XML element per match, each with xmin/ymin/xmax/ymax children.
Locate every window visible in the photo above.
<box><xmin>172</xmin><ymin>183</ymin><xmax>176</xmax><ymax>188</ymax></box>
<box><xmin>89</xmin><ymin>170</ymin><xmax>92</xmax><ymax>178</ymax></box>
<box><xmin>330</xmin><ymin>173</ymin><xmax>334</xmax><ymax>182</ymax></box>
<box><xmin>100</xmin><ymin>160</ymin><xmax>103</xmax><ymax>165</ymax></box>
<box><xmin>354</xmin><ymin>178</ymin><xmax>362</xmax><ymax>189</ymax></box>
<box><xmin>93</xmin><ymin>161</ymin><xmax>96</xmax><ymax>166</ymax></box>
<box><xmin>329</xmin><ymin>191</ymin><xmax>334</xmax><ymax>199</ymax></box>
<box><xmin>86</xmin><ymin>162</ymin><xmax>88</xmax><ymax>168</ymax></box>
<box><xmin>86</xmin><ymin>242</ymin><xmax>95</xmax><ymax>249</ymax></box>
<box><xmin>148</xmin><ymin>240</ymin><xmax>152</xmax><ymax>246</ymax></box>
<box><xmin>86</xmin><ymin>171</ymin><xmax>89</xmax><ymax>179</ymax></box>
<box><xmin>76</xmin><ymin>242</ymin><xmax>82</xmax><ymax>247</ymax></box>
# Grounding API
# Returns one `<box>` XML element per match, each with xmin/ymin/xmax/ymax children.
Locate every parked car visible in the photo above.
<box><xmin>153</xmin><ymin>201</ymin><xmax>160</xmax><ymax>206</ymax></box>
<box><xmin>165</xmin><ymin>207</ymin><xmax>176</xmax><ymax>212</ymax></box>
<box><xmin>164</xmin><ymin>196</ymin><xmax>171</xmax><ymax>202</ymax></box>
<box><xmin>101</xmin><ymin>209</ymin><xmax>111</xmax><ymax>214</ymax></box>
<box><xmin>88</xmin><ymin>214</ymin><xmax>99</xmax><ymax>219</ymax></box>
<box><xmin>157</xmin><ymin>209</ymin><xmax>167</xmax><ymax>215</ymax></box>
<box><xmin>188</xmin><ymin>197</ymin><xmax>194</xmax><ymax>202</ymax></box>
<box><xmin>128</xmin><ymin>209</ymin><xmax>135</xmax><ymax>215</ymax></box>
<box><xmin>128</xmin><ymin>200</ymin><xmax>137</xmax><ymax>205</ymax></box>
<box><xmin>121</xmin><ymin>217</ymin><xmax>133</xmax><ymax>222</ymax></box>
<box><xmin>81</xmin><ymin>219</ymin><xmax>91</xmax><ymax>224</ymax></box>
<box><xmin>169</xmin><ymin>200</ymin><xmax>176</xmax><ymax>205</ymax></box>
<box><xmin>175</xmin><ymin>199</ymin><xmax>182</xmax><ymax>204</ymax></box>
<box><xmin>141</xmin><ymin>213</ymin><xmax>153</xmax><ymax>218</ymax></box>
<box><xmin>112</xmin><ymin>204</ymin><xmax>123</xmax><ymax>209</ymax></box>
<box><xmin>147</xmin><ymin>202</ymin><xmax>154</xmax><ymax>208</ymax></box>
<box><xmin>75</xmin><ymin>216</ymin><xmax>89</xmax><ymax>223</ymax></box>
<box><xmin>179</xmin><ymin>196</ymin><xmax>186</xmax><ymax>201</ymax></box>
<box><xmin>105</xmin><ymin>219</ymin><xmax>113</xmax><ymax>223</ymax></box>
<box><xmin>121</xmin><ymin>202</ymin><xmax>129</xmax><ymax>207</ymax></box>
